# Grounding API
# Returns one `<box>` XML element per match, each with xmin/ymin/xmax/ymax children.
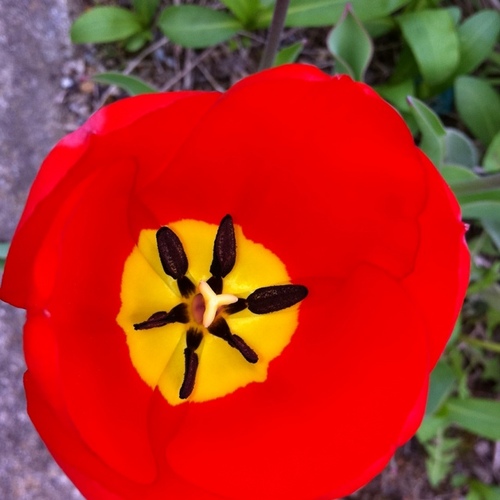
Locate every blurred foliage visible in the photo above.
<box><xmin>68</xmin><ymin>0</ymin><xmax>500</xmax><ymax>495</ymax></box>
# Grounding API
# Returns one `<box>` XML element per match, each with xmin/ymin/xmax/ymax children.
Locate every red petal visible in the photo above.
<box><xmin>26</xmin><ymin>373</ymin><xmax>224</xmax><ymax>499</ymax></box>
<box><xmin>1</xmin><ymin>92</ymin><xmax>219</xmax><ymax>308</ymax></box>
<box><xmin>142</xmin><ymin>74</ymin><xmax>426</xmax><ymax>285</ymax></box>
<box><xmin>165</xmin><ymin>265</ymin><xmax>429</xmax><ymax>499</ymax></box>
<box><xmin>43</xmin><ymin>159</ymin><xmax>158</xmax><ymax>483</ymax></box>
<box><xmin>402</xmin><ymin>150</ymin><xmax>469</xmax><ymax>367</ymax></box>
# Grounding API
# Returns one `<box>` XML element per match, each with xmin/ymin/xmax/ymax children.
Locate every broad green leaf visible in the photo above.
<box><xmin>452</xmin><ymin>176</ymin><xmax>500</xmax><ymax>204</ymax></box>
<box><xmin>388</xmin><ymin>43</ymin><xmax>419</xmax><ymax>85</ymax></box>
<box><xmin>327</xmin><ymin>5</ymin><xmax>373</xmax><ymax>81</ymax></box>
<box><xmin>441</xmin><ymin>165</ymin><xmax>477</xmax><ymax>186</ymax></box>
<box><xmin>274</xmin><ymin>41</ymin><xmax>304</xmax><ymax>66</ymax></box>
<box><xmin>71</xmin><ymin>7</ymin><xmax>143</xmax><ymax>44</ymax></box>
<box><xmin>364</xmin><ymin>17</ymin><xmax>396</xmax><ymax>39</ymax></box>
<box><xmin>221</xmin><ymin>0</ymin><xmax>260</xmax><ymax>27</ymax></box>
<box><xmin>0</xmin><ymin>242</ymin><xmax>9</xmax><ymax>271</ymax></box>
<box><xmin>483</xmin><ymin>219</ymin><xmax>500</xmax><ymax>252</ymax></box>
<box><xmin>407</xmin><ymin>96</ymin><xmax>446</xmax><ymax>167</ymax></box>
<box><xmin>417</xmin><ymin>415</ymin><xmax>448</xmax><ymax>442</ymax></box>
<box><xmin>124</xmin><ymin>30</ymin><xmax>152</xmax><ymax>52</ymax></box>
<box><xmin>445</xmin><ymin>6</ymin><xmax>461</xmax><ymax>26</ymax></box>
<box><xmin>455</xmin><ymin>76</ymin><xmax>500</xmax><ymax>146</ymax></box>
<box><xmin>457</xmin><ymin>10</ymin><xmax>500</xmax><ymax>75</ymax></box>
<box><xmin>133</xmin><ymin>0</ymin><xmax>159</xmax><ymax>25</ymax></box>
<box><xmin>443</xmin><ymin>128</ymin><xmax>479</xmax><ymax>169</ymax></box>
<box><xmin>426</xmin><ymin>361</ymin><xmax>456</xmax><ymax>416</ymax></box>
<box><xmin>258</xmin><ymin>0</ymin><xmax>412</xmax><ymax>28</ymax></box>
<box><xmin>445</xmin><ymin>398</ymin><xmax>500</xmax><ymax>440</ymax></box>
<box><xmin>397</xmin><ymin>9</ymin><xmax>460</xmax><ymax>86</ymax></box>
<box><xmin>467</xmin><ymin>480</ymin><xmax>500</xmax><ymax>500</ymax></box>
<box><xmin>159</xmin><ymin>6</ymin><xmax>241</xmax><ymax>48</ymax></box>
<box><xmin>484</xmin><ymin>131</ymin><xmax>500</xmax><ymax>173</ymax></box>
<box><xmin>376</xmin><ymin>79</ymin><xmax>415</xmax><ymax>113</ymax></box>
<box><xmin>461</xmin><ymin>201</ymin><xmax>500</xmax><ymax>221</ymax></box>
<box><xmin>401</xmin><ymin>110</ymin><xmax>418</xmax><ymax>136</ymax></box>
<box><xmin>93</xmin><ymin>72</ymin><xmax>158</xmax><ymax>95</ymax></box>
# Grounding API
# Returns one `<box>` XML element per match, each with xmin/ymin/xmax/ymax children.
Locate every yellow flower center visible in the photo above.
<box><xmin>117</xmin><ymin>218</ymin><xmax>306</xmax><ymax>406</ymax></box>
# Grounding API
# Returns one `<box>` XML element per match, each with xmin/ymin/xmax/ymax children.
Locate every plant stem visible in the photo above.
<box><xmin>451</xmin><ymin>173</ymin><xmax>500</xmax><ymax>198</ymax></box>
<box><xmin>258</xmin><ymin>0</ymin><xmax>291</xmax><ymax>71</ymax></box>
<box><xmin>461</xmin><ymin>336</ymin><xmax>500</xmax><ymax>354</ymax></box>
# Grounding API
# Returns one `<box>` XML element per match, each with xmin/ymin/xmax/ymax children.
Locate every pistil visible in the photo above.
<box><xmin>198</xmin><ymin>280</ymin><xmax>238</xmax><ymax>328</ymax></box>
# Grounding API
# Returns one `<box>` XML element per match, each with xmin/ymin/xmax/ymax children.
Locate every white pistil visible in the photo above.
<box><xmin>198</xmin><ymin>281</ymin><xmax>238</xmax><ymax>328</ymax></box>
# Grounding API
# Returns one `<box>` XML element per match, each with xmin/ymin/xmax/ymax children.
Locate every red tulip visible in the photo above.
<box><xmin>1</xmin><ymin>64</ymin><xmax>469</xmax><ymax>499</ymax></box>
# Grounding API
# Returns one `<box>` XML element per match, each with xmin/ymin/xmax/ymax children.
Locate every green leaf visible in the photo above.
<box><xmin>417</xmin><ymin>415</ymin><xmax>449</xmax><ymax>442</ymax></box>
<box><xmin>484</xmin><ymin>131</ymin><xmax>500</xmax><ymax>173</ymax></box>
<box><xmin>158</xmin><ymin>6</ymin><xmax>241</xmax><ymax>48</ymax></box>
<box><xmin>455</xmin><ymin>76</ymin><xmax>500</xmax><ymax>147</ymax></box>
<box><xmin>426</xmin><ymin>361</ymin><xmax>457</xmax><ymax>416</ymax></box>
<box><xmin>445</xmin><ymin>6</ymin><xmax>461</xmax><ymax>26</ymax></box>
<box><xmin>364</xmin><ymin>17</ymin><xmax>396</xmax><ymax>39</ymax></box>
<box><xmin>461</xmin><ymin>201</ymin><xmax>500</xmax><ymax>221</ymax></box>
<box><xmin>258</xmin><ymin>0</ymin><xmax>412</xmax><ymax>28</ymax></box>
<box><xmin>133</xmin><ymin>0</ymin><xmax>159</xmax><ymax>25</ymax></box>
<box><xmin>71</xmin><ymin>6</ymin><xmax>143</xmax><ymax>44</ymax></box>
<box><xmin>327</xmin><ymin>5</ymin><xmax>373</xmax><ymax>81</ymax></box>
<box><xmin>444</xmin><ymin>128</ymin><xmax>479</xmax><ymax>169</ymax></box>
<box><xmin>407</xmin><ymin>96</ymin><xmax>446</xmax><ymax>167</ymax></box>
<box><xmin>388</xmin><ymin>43</ymin><xmax>419</xmax><ymax>85</ymax></box>
<box><xmin>441</xmin><ymin>165</ymin><xmax>477</xmax><ymax>186</ymax></box>
<box><xmin>445</xmin><ymin>398</ymin><xmax>500</xmax><ymax>440</ymax></box>
<box><xmin>274</xmin><ymin>41</ymin><xmax>304</xmax><ymax>66</ymax></box>
<box><xmin>221</xmin><ymin>0</ymin><xmax>260</xmax><ymax>26</ymax></box>
<box><xmin>376</xmin><ymin>79</ymin><xmax>415</xmax><ymax>113</ymax></box>
<box><xmin>124</xmin><ymin>30</ymin><xmax>152</xmax><ymax>52</ymax></box>
<box><xmin>457</xmin><ymin>10</ymin><xmax>500</xmax><ymax>75</ymax></box>
<box><xmin>0</xmin><ymin>242</ymin><xmax>9</xmax><ymax>271</ymax></box>
<box><xmin>423</xmin><ymin>427</ymin><xmax>460</xmax><ymax>487</ymax></box>
<box><xmin>92</xmin><ymin>72</ymin><xmax>158</xmax><ymax>95</ymax></box>
<box><xmin>483</xmin><ymin>219</ymin><xmax>500</xmax><ymax>251</ymax></box>
<box><xmin>467</xmin><ymin>480</ymin><xmax>500</xmax><ymax>500</ymax></box>
<box><xmin>397</xmin><ymin>9</ymin><xmax>460</xmax><ymax>86</ymax></box>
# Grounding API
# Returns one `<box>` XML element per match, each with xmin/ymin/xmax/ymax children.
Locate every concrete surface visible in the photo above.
<box><xmin>0</xmin><ymin>0</ymin><xmax>83</xmax><ymax>497</ymax></box>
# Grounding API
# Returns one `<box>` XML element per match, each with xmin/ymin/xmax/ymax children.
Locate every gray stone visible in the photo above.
<box><xmin>0</xmin><ymin>0</ymin><xmax>83</xmax><ymax>497</ymax></box>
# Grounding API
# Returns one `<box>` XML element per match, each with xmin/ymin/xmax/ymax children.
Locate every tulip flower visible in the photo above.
<box><xmin>0</xmin><ymin>64</ymin><xmax>469</xmax><ymax>499</ymax></box>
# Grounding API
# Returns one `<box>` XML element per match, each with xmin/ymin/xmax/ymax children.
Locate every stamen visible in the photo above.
<box><xmin>133</xmin><ymin>303</ymin><xmax>189</xmax><ymax>330</ymax></box>
<box><xmin>179</xmin><ymin>328</ymin><xmax>203</xmax><ymax>399</ymax></box>
<box><xmin>179</xmin><ymin>350</ymin><xmax>199</xmax><ymax>399</ymax></box>
<box><xmin>247</xmin><ymin>285</ymin><xmax>308</xmax><ymax>314</ymax></box>
<box><xmin>156</xmin><ymin>227</ymin><xmax>195</xmax><ymax>297</ymax></box>
<box><xmin>156</xmin><ymin>226</ymin><xmax>189</xmax><ymax>279</ymax></box>
<box><xmin>224</xmin><ymin>298</ymin><xmax>248</xmax><ymax>315</ymax></box>
<box><xmin>206</xmin><ymin>275</ymin><xmax>223</xmax><ymax>295</ymax></box>
<box><xmin>208</xmin><ymin>318</ymin><xmax>258</xmax><ymax>364</ymax></box>
<box><xmin>177</xmin><ymin>275</ymin><xmax>196</xmax><ymax>298</ymax></box>
<box><xmin>199</xmin><ymin>280</ymin><xmax>238</xmax><ymax>328</ymax></box>
<box><xmin>210</xmin><ymin>214</ymin><xmax>236</xmax><ymax>278</ymax></box>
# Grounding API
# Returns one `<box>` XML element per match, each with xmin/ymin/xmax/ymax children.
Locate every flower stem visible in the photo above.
<box><xmin>461</xmin><ymin>336</ymin><xmax>500</xmax><ymax>354</ymax></box>
<box><xmin>258</xmin><ymin>0</ymin><xmax>291</xmax><ymax>71</ymax></box>
<box><xmin>451</xmin><ymin>173</ymin><xmax>500</xmax><ymax>198</ymax></box>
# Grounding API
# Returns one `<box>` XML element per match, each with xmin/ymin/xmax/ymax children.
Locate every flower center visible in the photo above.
<box><xmin>197</xmin><ymin>281</ymin><xmax>238</xmax><ymax>327</ymax></box>
<box><xmin>117</xmin><ymin>216</ymin><xmax>307</xmax><ymax>405</ymax></box>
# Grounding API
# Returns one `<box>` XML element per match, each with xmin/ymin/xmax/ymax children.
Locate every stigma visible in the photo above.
<box><xmin>198</xmin><ymin>280</ymin><xmax>238</xmax><ymax>328</ymax></box>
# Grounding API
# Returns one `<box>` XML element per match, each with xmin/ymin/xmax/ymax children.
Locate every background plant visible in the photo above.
<box><xmin>65</xmin><ymin>0</ymin><xmax>500</xmax><ymax>496</ymax></box>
